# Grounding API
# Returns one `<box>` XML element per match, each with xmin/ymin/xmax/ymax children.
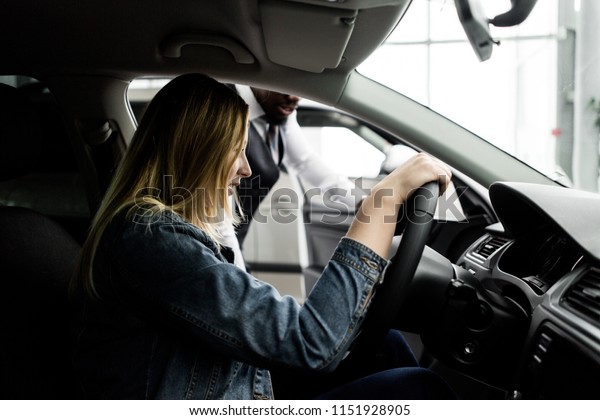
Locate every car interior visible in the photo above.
<box><xmin>2</xmin><ymin>0</ymin><xmax>600</xmax><ymax>400</ymax></box>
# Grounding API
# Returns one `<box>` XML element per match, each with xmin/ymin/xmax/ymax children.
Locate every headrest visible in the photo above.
<box><xmin>0</xmin><ymin>83</ymin><xmax>42</xmax><ymax>181</ymax></box>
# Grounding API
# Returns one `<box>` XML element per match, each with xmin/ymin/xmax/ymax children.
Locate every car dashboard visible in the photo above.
<box><xmin>454</xmin><ymin>182</ymin><xmax>600</xmax><ymax>398</ymax></box>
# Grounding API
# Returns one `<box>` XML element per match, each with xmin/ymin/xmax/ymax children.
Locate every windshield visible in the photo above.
<box><xmin>359</xmin><ymin>0</ymin><xmax>600</xmax><ymax>193</ymax></box>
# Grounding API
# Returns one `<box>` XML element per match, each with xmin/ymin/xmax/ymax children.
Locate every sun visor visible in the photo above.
<box><xmin>259</xmin><ymin>0</ymin><xmax>358</xmax><ymax>73</ymax></box>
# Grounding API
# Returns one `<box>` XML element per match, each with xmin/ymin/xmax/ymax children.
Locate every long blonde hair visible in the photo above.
<box><xmin>72</xmin><ymin>74</ymin><xmax>249</xmax><ymax>298</ymax></box>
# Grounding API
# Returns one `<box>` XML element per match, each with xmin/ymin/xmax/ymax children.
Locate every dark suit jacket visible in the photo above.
<box><xmin>236</xmin><ymin>122</ymin><xmax>284</xmax><ymax>246</ymax></box>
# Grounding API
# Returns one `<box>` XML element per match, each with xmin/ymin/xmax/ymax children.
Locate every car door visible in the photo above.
<box><xmin>296</xmin><ymin>106</ymin><xmax>389</xmax><ymax>293</ymax></box>
<box><xmin>241</xmin><ymin>105</ymin><xmax>386</xmax><ymax>301</ymax></box>
<box><xmin>243</xmin><ymin>103</ymin><xmax>497</xmax><ymax>301</ymax></box>
<box><xmin>279</xmin><ymin>105</ymin><xmax>496</xmax><ymax>298</ymax></box>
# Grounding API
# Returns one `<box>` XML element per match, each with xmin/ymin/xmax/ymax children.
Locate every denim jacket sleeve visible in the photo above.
<box><xmin>108</xmin><ymin>212</ymin><xmax>389</xmax><ymax>372</ymax></box>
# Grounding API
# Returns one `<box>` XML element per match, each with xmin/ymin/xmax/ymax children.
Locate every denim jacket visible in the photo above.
<box><xmin>71</xmin><ymin>209</ymin><xmax>388</xmax><ymax>399</ymax></box>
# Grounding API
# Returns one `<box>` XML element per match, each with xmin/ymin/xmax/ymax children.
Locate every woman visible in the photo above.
<box><xmin>70</xmin><ymin>74</ymin><xmax>454</xmax><ymax>399</ymax></box>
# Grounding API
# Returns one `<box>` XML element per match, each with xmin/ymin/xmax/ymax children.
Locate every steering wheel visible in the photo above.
<box><xmin>347</xmin><ymin>181</ymin><xmax>440</xmax><ymax>359</ymax></box>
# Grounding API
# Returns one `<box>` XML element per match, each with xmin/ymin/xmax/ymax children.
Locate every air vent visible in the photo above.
<box><xmin>470</xmin><ymin>235</ymin><xmax>509</xmax><ymax>263</ymax></box>
<box><xmin>563</xmin><ymin>269</ymin><xmax>600</xmax><ymax>327</ymax></box>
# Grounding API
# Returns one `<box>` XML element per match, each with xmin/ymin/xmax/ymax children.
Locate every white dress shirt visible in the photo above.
<box><xmin>235</xmin><ymin>85</ymin><xmax>361</xmax><ymax>208</ymax></box>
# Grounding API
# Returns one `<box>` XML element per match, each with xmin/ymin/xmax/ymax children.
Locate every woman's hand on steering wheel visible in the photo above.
<box><xmin>346</xmin><ymin>153</ymin><xmax>451</xmax><ymax>258</ymax></box>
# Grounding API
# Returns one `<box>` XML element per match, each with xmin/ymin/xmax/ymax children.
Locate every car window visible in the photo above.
<box><xmin>128</xmin><ymin>78</ymin><xmax>171</xmax><ymax>123</ymax></box>
<box><xmin>302</xmin><ymin>126</ymin><xmax>385</xmax><ymax>179</ymax></box>
<box><xmin>128</xmin><ymin>80</ymin><xmax>389</xmax><ymax>181</ymax></box>
<box><xmin>359</xmin><ymin>0</ymin><xmax>600</xmax><ymax>193</ymax></box>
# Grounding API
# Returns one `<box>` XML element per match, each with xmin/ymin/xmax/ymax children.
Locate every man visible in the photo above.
<box><xmin>234</xmin><ymin>85</ymin><xmax>361</xmax><ymax>248</ymax></box>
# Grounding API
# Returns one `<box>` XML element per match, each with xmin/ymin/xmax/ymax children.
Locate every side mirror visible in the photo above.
<box><xmin>455</xmin><ymin>0</ymin><xmax>537</xmax><ymax>62</ymax></box>
<box><xmin>380</xmin><ymin>144</ymin><xmax>417</xmax><ymax>175</ymax></box>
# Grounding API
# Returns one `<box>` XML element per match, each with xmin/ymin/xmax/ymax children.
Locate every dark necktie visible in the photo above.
<box><xmin>266</xmin><ymin>123</ymin><xmax>280</xmax><ymax>164</ymax></box>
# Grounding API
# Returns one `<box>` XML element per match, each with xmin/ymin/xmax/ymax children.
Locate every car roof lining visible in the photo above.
<box><xmin>1</xmin><ymin>0</ymin><xmax>410</xmax><ymax>104</ymax></box>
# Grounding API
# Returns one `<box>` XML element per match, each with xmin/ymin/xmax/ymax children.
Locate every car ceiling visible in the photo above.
<box><xmin>2</xmin><ymin>0</ymin><xmax>410</xmax><ymax>102</ymax></box>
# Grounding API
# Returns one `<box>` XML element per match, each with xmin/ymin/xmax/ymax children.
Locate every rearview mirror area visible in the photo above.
<box><xmin>455</xmin><ymin>0</ymin><xmax>537</xmax><ymax>61</ymax></box>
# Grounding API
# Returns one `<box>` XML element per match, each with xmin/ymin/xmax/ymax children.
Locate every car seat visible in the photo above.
<box><xmin>0</xmin><ymin>82</ymin><xmax>81</xmax><ymax>398</ymax></box>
